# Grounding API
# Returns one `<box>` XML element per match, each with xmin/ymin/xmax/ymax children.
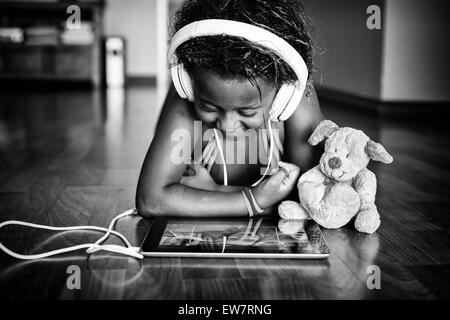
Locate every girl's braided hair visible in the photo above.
<box><xmin>171</xmin><ymin>0</ymin><xmax>315</xmax><ymax>90</ymax></box>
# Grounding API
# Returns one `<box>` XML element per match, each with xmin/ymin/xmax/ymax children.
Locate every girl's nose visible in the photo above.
<box><xmin>217</xmin><ymin>112</ymin><xmax>239</xmax><ymax>132</ymax></box>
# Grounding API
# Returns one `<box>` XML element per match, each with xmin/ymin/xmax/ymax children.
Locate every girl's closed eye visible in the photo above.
<box><xmin>200</xmin><ymin>104</ymin><xmax>218</xmax><ymax>113</ymax></box>
<box><xmin>237</xmin><ymin>106</ymin><xmax>262</xmax><ymax>118</ymax></box>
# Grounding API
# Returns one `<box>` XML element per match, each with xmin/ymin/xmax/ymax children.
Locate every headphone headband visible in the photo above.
<box><xmin>168</xmin><ymin>19</ymin><xmax>309</xmax><ymax>122</ymax></box>
<box><xmin>168</xmin><ymin>19</ymin><xmax>308</xmax><ymax>93</ymax></box>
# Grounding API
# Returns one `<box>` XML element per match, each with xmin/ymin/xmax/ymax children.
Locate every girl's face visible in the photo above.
<box><xmin>191</xmin><ymin>69</ymin><xmax>277</xmax><ymax>136</ymax></box>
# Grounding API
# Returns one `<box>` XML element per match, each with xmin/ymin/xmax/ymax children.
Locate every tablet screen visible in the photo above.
<box><xmin>141</xmin><ymin>217</ymin><xmax>330</xmax><ymax>259</ymax></box>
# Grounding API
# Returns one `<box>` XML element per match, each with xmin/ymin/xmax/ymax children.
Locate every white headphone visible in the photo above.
<box><xmin>168</xmin><ymin>19</ymin><xmax>309</xmax><ymax>122</ymax></box>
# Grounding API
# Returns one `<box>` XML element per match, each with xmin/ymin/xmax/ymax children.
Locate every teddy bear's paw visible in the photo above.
<box><xmin>278</xmin><ymin>201</ymin><xmax>310</xmax><ymax>220</ymax></box>
<box><xmin>298</xmin><ymin>182</ymin><xmax>327</xmax><ymax>207</ymax></box>
<box><xmin>309</xmin><ymin>204</ymin><xmax>354</xmax><ymax>229</ymax></box>
<box><xmin>278</xmin><ymin>219</ymin><xmax>305</xmax><ymax>235</ymax></box>
<box><xmin>355</xmin><ymin>207</ymin><xmax>381</xmax><ymax>234</ymax></box>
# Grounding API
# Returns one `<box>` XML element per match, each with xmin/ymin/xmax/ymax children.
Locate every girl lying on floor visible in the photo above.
<box><xmin>136</xmin><ymin>0</ymin><xmax>323</xmax><ymax>217</ymax></box>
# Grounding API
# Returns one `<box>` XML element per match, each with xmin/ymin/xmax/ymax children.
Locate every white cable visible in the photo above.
<box><xmin>0</xmin><ymin>243</ymin><xmax>142</xmax><ymax>260</ymax></box>
<box><xmin>0</xmin><ymin>220</ymin><xmax>132</xmax><ymax>247</ymax></box>
<box><xmin>86</xmin><ymin>208</ymin><xmax>135</xmax><ymax>254</ymax></box>
<box><xmin>221</xmin><ymin>236</ymin><xmax>227</xmax><ymax>253</ymax></box>
<box><xmin>0</xmin><ymin>208</ymin><xmax>143</xmax><ymax>260</ymax></box>
<box><xmin>212</xmin><ymin>121</ymin><xmax>274</xmax><ymax>188</ymax></box>
<box><xmin>252</xmin><ymin>119</ymin><xmax>274</xmax><ymax>187</ymax></box>
<box><xmin>213</xmin><ymin>128</ymin><xmax>228</xmax><ymax>186</ymax></box>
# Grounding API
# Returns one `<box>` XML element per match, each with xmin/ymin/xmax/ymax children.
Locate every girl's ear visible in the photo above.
<box><xmin>308</xmin><ymin>120</ymin><xmax>339</xmax><ymax>145</ymax></box>
<box><xmin>365</xmin><ymin>140</ymin><xmax>393</xmax><ymax>163</ymax></box>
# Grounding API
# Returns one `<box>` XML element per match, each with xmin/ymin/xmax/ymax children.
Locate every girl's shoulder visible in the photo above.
<box><xmin>156</xmin><ymin>84</ymin><xmax>198</xmax><ymax>134</ymax></box>
<box><xmin>284</xmin><ymin>84</ymin><xmax>323</xmax><ymax>138</ymax></box>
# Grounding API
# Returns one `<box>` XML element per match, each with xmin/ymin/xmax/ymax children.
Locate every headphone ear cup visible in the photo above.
<box><xmin>171</xmin><ymin>64</ymin><xmax>187</xmax><ymax>99</ymax></box>
<box><xmin>170</xmin><ymin>64</ymin><xmax>195</xmax><ymax>102</ymax></box>
<box><xmin>269</xmin><ymin>84</ymin><xmax>295</xmax><ymax>122</ymax></box>
<box><xmin>277</xmin><ymin>83</ymin><xmax>304</xmax><ymax>121</ymax></box>
<box><xmin>178</xmin><ymin>65</ymin><xmax>194</xmax><ymax>102</ymax></box>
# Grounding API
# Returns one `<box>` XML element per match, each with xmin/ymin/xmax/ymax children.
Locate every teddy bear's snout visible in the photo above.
<box><xmin>328</xmin><ymin>157</ymin><xmax>342</xmax><ymax>169</ymax></box>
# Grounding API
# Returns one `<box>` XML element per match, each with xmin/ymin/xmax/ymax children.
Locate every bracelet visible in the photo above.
<box><xmin>243</xmin><ymin>188</ymin><xmax>264</xmax><ymax>216</ymax></box>
<box><xmin>247</xmin><ymin>188</ymin><xmax>264</xmax><ymax>214</ymax></box>
<box><xmin>241</xmin><ymin>190</ymin><xmax>254</xmax><ymax>218</ymax></box>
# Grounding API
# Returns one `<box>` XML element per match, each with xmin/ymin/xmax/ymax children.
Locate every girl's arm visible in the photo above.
<box><xmin>178</xmin><ymin>162</ymin><xmax>245</xmax><ymax>193</ymax></box>
<box><xmin>136</xmin><ymin>84</ymin><xmax>299</xmax><ymax>218</ymax></box>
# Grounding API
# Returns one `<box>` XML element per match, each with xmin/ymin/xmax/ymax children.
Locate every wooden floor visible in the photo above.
<box><xmin>0</xmin><ymin>86</ymin><xmax>449</xmax><ymax>300</ymax></box>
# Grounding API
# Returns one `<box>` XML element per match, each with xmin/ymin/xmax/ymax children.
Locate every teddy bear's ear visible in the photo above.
<box><xmin>365</xmin><ymin>140</ymin><xmax>394</xmax><ymax>164</ymax></box>
<box><xmin>308</xmin><ymin>120</ymin><xmax>339</xmax><ymax>145</ymax></box>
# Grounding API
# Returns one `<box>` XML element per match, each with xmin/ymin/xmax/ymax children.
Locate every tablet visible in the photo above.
<box><xmin>140</xmin><ymin>217</ymin><xmax>330</xmax><ymax>259</ymax></box>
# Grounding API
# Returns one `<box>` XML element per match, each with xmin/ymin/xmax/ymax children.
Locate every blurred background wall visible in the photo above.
<box><xmin>104</xmin><ymin>0</ymin><xmax>157</xmax><ymax>78</ymax></box>
<box><xmin>381</xmin><ymin>0</ymin><xmax>450</xmax><ymax>101</ymax></box>
<box><xmin>303</xmin><ymin>0</ymin><xmax>449</xmax><ymax>102</ymax></box>
<box><xmin>296</xmin><ymin>0</ymin><xmax>450</xmax><ymax>102</ymax></box>
<box><xmin>302</xmin><ymin>0</ymin><xmax>383</xmax><ymax>101</ymax></box>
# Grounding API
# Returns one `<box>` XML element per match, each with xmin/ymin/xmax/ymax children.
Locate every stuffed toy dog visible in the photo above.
<box><xmin>283</xmin><ymin>120</ymin><xmax>393</xmax><ymax>234</ymax></box>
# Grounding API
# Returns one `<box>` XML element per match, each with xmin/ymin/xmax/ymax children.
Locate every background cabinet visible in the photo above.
<box><xmin>0</xmin><ymin>1</ymin><xmax>104</xmax><ymax>86</ymax></box>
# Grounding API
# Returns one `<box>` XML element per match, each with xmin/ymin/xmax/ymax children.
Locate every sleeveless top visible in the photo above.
<box><xmin>193</xmin><ymin>121</ymin><xmax>285</xmax><ymax>184</ymax></box>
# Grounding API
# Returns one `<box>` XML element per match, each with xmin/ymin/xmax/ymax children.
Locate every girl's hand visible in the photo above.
<box><xmin>252</xmin><ymin>161</ymin><xmax>300</xmax><ymax>208</ymax></box>
<box><xmin>180</xmin><ymin>163</ymin><xmax>219</xmax><ymax>191</ymax></box>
